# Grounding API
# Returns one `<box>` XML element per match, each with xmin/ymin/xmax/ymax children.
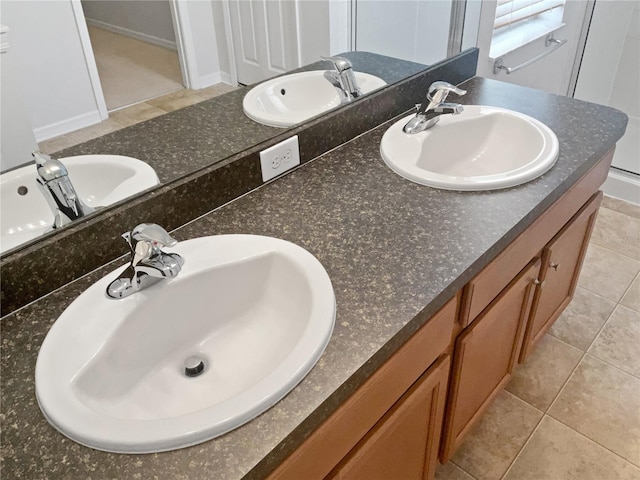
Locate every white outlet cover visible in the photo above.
<box><xmin>260</xmin><ymin>136</ymin><xmax>301</xmax><ymax>182</ymax></box>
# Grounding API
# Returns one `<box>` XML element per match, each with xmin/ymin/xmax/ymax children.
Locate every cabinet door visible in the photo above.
<box><xmin>440</xmin><ymin>259</ymin><xmax>540</xmax><ymax>461</ymax></box>
<box><xmin>520</xmin><ymin>192</ymin><xmax>602</xmax><ymax>362</ymax></box>
<box><xmin>327</xmin><ymin>355</ymin><xmax>450</xmax><ymax>480</ymax></box>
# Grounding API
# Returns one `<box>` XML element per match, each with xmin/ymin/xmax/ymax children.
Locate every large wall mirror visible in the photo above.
<box><xmin>0</xmin><ymin>0</ymin><xmax>478</xmax><ymax>258</ymax></box>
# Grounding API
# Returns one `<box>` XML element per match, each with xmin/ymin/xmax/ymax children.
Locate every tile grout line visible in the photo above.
<box><xmin>543</xmin><ymin>331</ymin><xmax>587</xmax><ymax>355</ymax></box>
<box><xmin>449</xmin><ymin>460</ymin><xmax>480</xmax><ymax>480</ymax></box>
<box><xmin>574</xmin><ymin>282</ymin><xmax>627</xmax><ymax>304</ymax></box>
<box><xmin>591</xmin><ymin>205</ymin><xmax>640</xmax><ymax>261</ymax></box>
<box><xmin>588</xmin><ymin>237</ymin><xmax>640</xmax><ymax>264</ymax></box>
<box><xmin>546</xmin><ymin>299</ymin><xmax>614</xmax><ymax>413</ymax></box>
<box><xmin>586</xmin><ymin>351</ymin><xmax>640</xmax><ymax>381</ymax></box>
<box><xmin>547</xmin><ymin>327</ymin><xmax>640</xmax><ymax>380</ymax></box>
<box><xmin>545</xmin><ymin>414</ymin><xmax>640</xmax><ymax>470</ymax></box>
<box><xmin>581</xmin><ymin>263</ymin><xmax>640</xmax><ymax>377</ymax></box>
<box><xmin>496</xmin><ymin>391</ymin><xmax>547</xmax><ymax>479</ymax></box>
<box><xmin>616</xmin><ymin>271</ymin><xmax>640</xmax><ymax>312</ymax></box>
<box><xmin>498</xmin><ymin>411</ymin><xmax>547</xmax><ymax>480</ymax></box>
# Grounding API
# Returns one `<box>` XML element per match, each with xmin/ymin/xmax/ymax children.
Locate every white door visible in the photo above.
<box><xmin>475</xmin><ymin>0</ymin><xmax>590</xmax><ymax>95</ymax></box>
<box><xmin>227</xmin><ymin>0</ymin><xmax>300</xmax><ymax>85</ymax></box>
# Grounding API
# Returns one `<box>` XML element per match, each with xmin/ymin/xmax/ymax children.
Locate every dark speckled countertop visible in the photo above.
<box><xmin>0</xmin><ymin>78</ymin><xmax>627</xmax><ymax>479</ymax></box>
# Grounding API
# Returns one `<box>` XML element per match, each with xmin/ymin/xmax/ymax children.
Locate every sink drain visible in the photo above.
<box><xmin>183</xmin><ymin>355</ymin><xmax>207</xmax><ymax>377</ymax></box>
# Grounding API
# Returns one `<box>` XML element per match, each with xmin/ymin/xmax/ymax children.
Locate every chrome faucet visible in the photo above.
<box><xmin>33</xmin><ymin>151</ymin><xmax>94</xmax><ymax>228</ymax></box>
<box><xmin>106</xmin><ymin>223</ymin><xmax>184</xmax><ymax>299</ymax></box>
<box><xmin>322</xmin><ymin>55</ymin><xmax>362</xmax><ymax>101</ymax></box>
<box><xmin>403</xmin><ymin>81</ymin><xmax>467</xmax><ymax>134</ymax></box>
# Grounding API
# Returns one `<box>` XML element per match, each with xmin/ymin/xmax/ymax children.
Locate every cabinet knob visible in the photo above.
<box><xmin>550</xmin><ymin>262</ymin><xmax>559</xmax><ymax>271</ymax></box>
<box><xmin>533</xmin><ymin>279</ymin><xmax>546</xmax><ymax>287</ymax></box>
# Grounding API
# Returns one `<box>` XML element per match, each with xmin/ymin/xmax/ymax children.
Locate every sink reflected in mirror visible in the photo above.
<box><xmin>380</xmin><ymin>106</ymin><xmax>559</xmax><ymax>191</ymax></box>
<box><xmin>0</xmin><ymin>155</ymin><xmax>159</xmax><ymax>254</ymax></box>
<box><xmin>35</xmin><ymin>234</ymin><xmax>335</xmax><ymax>453</ymax></box>
<box><xmin>1</xmin><ymin>51</ymin><xmax>430</xmax><ymax>258</ymax></box>
<box><xmin>243</xmin><ymin>70</ymin><xmax>387</xmax><ymax>128</ymax></box>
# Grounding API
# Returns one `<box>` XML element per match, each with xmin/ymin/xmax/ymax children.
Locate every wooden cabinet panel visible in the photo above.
<box><xmin>520</xmin><ymin>192</ymin><xmax>602</xmax><ymax>362</ymax></box>
<box><xmin>267</xmin><ymin>296</ymin><xmax>457</xmax><ymax>480</ymax></box>
<box><xmin>327</xmin><ymin>356</ymin><xmax>450</xmax><ymax>480</ymax></box>
<box><xmin>441</xmin><ymin>259</ymin><xmax>540</xmax><ymax>461</ymax></box>
<box><xmin>459</xmin><ymin>148</ymin><xmax>613</xmax><ymax>327</ymax></box>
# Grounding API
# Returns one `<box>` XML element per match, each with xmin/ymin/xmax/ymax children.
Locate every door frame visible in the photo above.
<box><xmin>72</xmin><ymin>0</ymin><xmax>195</xmax><ymax>117</ymax></box>
<box><xmin>220</xmin><ymin>0</ymin><xmax>239</xmax><ymax>86</ymax></box>
<box><xmin>70</xmin><ymin>0</ymin><xmax>108</xmax><ymax>120</ymax></box>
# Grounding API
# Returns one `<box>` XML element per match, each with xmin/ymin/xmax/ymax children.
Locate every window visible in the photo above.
<box><xmin>490</xmin><ymin>0</ymin><xmax>566</xmax><ymax>58</ymax></box>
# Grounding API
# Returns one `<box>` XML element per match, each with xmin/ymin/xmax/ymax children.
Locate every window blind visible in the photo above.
<box><xmin>494</xmin><ymin>0</ymin><xmax>565</xmax><ymax>29</ymax></box>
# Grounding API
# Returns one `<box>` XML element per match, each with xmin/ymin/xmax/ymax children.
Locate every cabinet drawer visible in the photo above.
<box><xmin>268</xmin><ymin>296</ymin><xmax>457</xmax><ymax>480</ymax></box>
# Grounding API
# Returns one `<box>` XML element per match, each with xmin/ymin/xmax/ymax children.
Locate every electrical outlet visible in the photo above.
<box><xmin>259</xmin><ymin>135</ymin><xmax>300</xmax><ymax>182</ymax></box>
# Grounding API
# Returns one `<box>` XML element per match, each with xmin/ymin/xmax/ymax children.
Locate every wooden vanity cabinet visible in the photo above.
<box><xmin>269</xmin><ymin>152</ymin><xmax>613</xmax><ymax>479</ymax></box>
<box><xmin>440</xmin><ymin>259</ymin><xmax>540</xmax><ymax>461</ymax></box>
<box><xmin>519</xmin><ymin>192</ymin><xmax>602</xmax><ymax>362</ymax></box>
<box><xmin>327</xmin><ymin>356</ymin><xmax>450</xmax><ymax>480</ymax></box>
<box><xmin>439</xmin><ymin>153</ymin><xmax>610</xmax><ymax>462</ymax></box>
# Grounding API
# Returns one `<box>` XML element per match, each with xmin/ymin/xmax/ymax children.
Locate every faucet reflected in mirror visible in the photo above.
<box><xmin>33</xmin><ymin>152</ymin><xmax>94</xmax><ymax>229</ymax></box>
<box><xmin>322</xmin><ymin>56</ymin><xmax>363</xmax><ymax>101</ymax></box>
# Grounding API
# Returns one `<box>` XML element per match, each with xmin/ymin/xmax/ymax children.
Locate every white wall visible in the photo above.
<box><xmin>607</xmin><ymin>3</ymin><xmax>639</xmax><ymax>178</ymax></box>
<box><xmin>211</xmin><ymin>0</ymin><xmax>231</xmax><ymax>78</ymax></box>
<box><xmin>0</xmin><ymin>0</ymin><xmax>226</xmax><ymax>148</ymax></box>
<box><xmin>354</xmin><ymin>0</ymin><xmax>451</xmax><ymax>65</ymax></box>
<box><xmin>298</xmin><ymin>0</ymin><xmax>331</xmax><ymax>64</ymax></box>
<box><xmin>180</xmin><ymin>0</ymin><xmax>222</xmax><ymax>88</ymax></box>
<box><xmin>1</xmin><ymin>26</ymin><xmax>39</xmax><ymax>172</ymax></box>
<box><xmin>575</xmin><ymin>0</ymin><xmax>639</xmax><ymax>204</ymax></box>
<box><xmin>82</xmin><ymin>0</ymin><xmax>176</xmax><ymax>47</ymax></box>
<box><xmin>0</xmin><ymin>0</ymin><xmax>102</xmax><ymax>142</ymax></box>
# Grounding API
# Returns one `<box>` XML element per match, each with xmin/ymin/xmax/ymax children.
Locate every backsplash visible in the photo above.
<box><xmin>0</xmin><ymin>49</ymin><xmax>478</xmax><ymax>316</ymax></box>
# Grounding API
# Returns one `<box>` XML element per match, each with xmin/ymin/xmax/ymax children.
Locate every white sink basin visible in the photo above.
<box><xmin>380</xmin><ymin>106</ymin><xmax>559</xmax><ymax>191</ymax></box>
<box><xmin>0</xmin><ymin>155</ymin><xmax>159</xmax><ymax>254</ymax></box>
<box><xmin>243</xmin><ymin>70</ymin><xmax>386</xmax><ymax>127</ymax></box>
<box><xmin>35</xmin><ymin>234</ymin><xmax>336</xmax><ymax>453</ymax></box>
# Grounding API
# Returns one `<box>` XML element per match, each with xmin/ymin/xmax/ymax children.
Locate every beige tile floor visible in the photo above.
<box><xmin>88</xmin><ymin>25</ymin><xmax>184</xmax><ymax>111</ymax></box>
<box><xmin>437</xmin><ymin>196</ymin><xmax>640</xmax><ymax>480</ymax></box>
<box><xmin>38</xmin><ymin>84</ymin><xmax>237</xmax><ymax>155</ymax></box>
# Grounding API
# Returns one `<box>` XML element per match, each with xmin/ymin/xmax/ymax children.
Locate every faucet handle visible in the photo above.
<box><xmin>121</xmin><ymin>223</ymin><xmax>177</xmax><ymax>260</ymax></box>
<box><xmin>321</xmin><ymin>55</ymin><xmax>353</xmax><ymax>73</ymax></box>
<box><xmin>130</xmin><ymin>223</ymin><xmax>178</xmax><ymax>248</ymax></box>
<box><xmin>427</xmin><ymin>81</ymin><xmax>467</xmax><ymax>103</ymax></box>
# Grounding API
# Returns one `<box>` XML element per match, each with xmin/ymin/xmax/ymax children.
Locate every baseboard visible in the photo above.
<box><xmin>85</xmin><ymin>18</ymin><xmax>177</xmax><ymax>51</ymax></box>
<box><xmin>193</xmin><ymin>72</ymin><xmax>233</xmax><ymax>89</ymax></box>
<box><xmin>33</xmin><ymin>111</ymin><xmax>102</xmax><ymax>142</ymax></box>
<box><xmin>602</xmin><ymin>168</ymin><xmax>640</xmax><ymax>205</ymax></box>
<box><xmin>218</xmin><ymin>71</ymin><xmax>233</xmax><ymax>86</ymax></box>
